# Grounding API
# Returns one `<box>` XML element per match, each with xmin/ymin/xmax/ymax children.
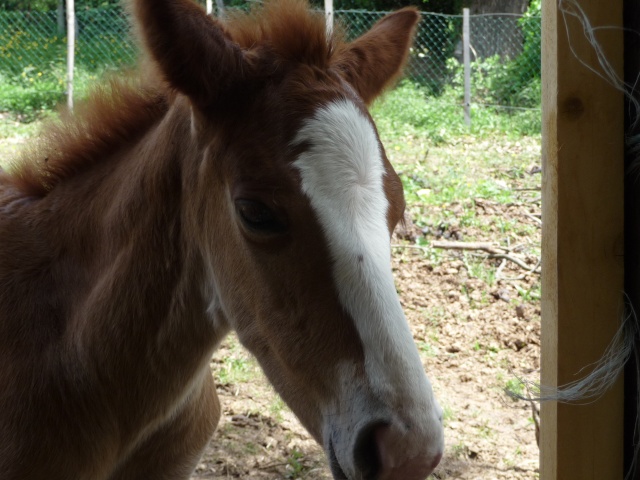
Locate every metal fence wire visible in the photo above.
<box><xmin>0</xmin><ymin>6</ymin><xmax>540</xmax><ymax>111</ymax></box>
<box><xmin>0</xmin><ymin>10</ymin><xmax>62</xmax><ymax>74</ymax></box>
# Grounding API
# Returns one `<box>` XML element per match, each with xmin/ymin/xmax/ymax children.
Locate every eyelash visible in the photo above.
<box><xmin>235</xmin><ymin>199</ymin><xmax>287</xmax><ymax>234</ymax></box>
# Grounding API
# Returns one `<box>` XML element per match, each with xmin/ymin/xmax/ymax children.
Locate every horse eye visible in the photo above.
<box><xmin>235</xmin><ymin>200</ymin><xmax>286</xmax><ymax>234</ymax></box>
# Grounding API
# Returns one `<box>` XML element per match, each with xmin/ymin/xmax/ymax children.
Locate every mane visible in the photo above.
<box><xmin>224</xmin><ymin>0</ymin><xmax>344</xmax><ymax>68</ymax></box>
<box><xmin>8</xmin><ymin>0</ymin><xmax>337</xmax><ymax>198</ymax></box>
<box><xmin>9</xmin><ymin>69</ymin><xmax>169</xmax><ymax>198</ymax></box>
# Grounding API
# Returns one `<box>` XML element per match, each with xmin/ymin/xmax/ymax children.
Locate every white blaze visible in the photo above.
<box><xmin>292</xmin><ymin>99</ymin><xmax>431</xmax><ymax>405</ymax></box>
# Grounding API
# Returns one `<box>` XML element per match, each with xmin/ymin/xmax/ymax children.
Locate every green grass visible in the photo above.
<box><xmin>0</xmin><ymin>14</ymin><xmax>134</xmax><ymax>120</ymax></box>
<box><xmin>442</xmin><ymin>404</ymin><xmax>455</xmax><ymax>425</ymax></box>
<box><xmin>516</xmin><ymin>283</ymin><xmax>541</xmax><ymax>302</ymax></box>
<box><xmin>417</xmin><ymin>340</ymin><xmax>437</xmax><ymax>358</ymax></box>
<box><xmin>214</xmin><ymin>335</ymin><xmax>260</xmax><ymax>386</ymax></box>
<box><xmin>285</xmin><ymin>449</ymin><xmax>306</xmax><ymax>479</ymax></box>
<box><xmin>505</xmin><ymin>377</ymin><xmax>526</xmax><ymax>399</ymax></box>
<box><xmin>0</xmin><ymin>64</ymin><xmax>122</xmax><ymax>122</ymax></box>
<box><xmin>464</xmin><ymin>256</ymin><xmax>497</xmax><ymax>285</ymax></box>
<box><xmin>269</xmin><ymin>396</ymin><xmax>287</xmax><ymax>423</ymax></box>
<box><xmin>0</xmin><ymin>114</ymin><xmax>46</xmax><ymax>167</ymax></box>
<box><xmin>371</xmin><ymin>80</ymin><xmax>541</xmax><ymax>144</ymax></box>
<box><xmin>0</xmin><ymin>116</ymin><xmax>41</xmax><ymax>139</ymax></box>
<box><xmin>369</xmin><ymin>81</ymin><xmax>541</xmax><ymax>251</ymax></box>
<box><xmin>477</xmin><ymin>419</ymin><xmax>494</xmax><ymax>438</ymax></box>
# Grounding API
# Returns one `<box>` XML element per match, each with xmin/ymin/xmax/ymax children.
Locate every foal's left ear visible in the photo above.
<box><xmin>333</xmin><ymin>8</ymin><xmax>420</xmax><ymax>105</ymax></box>
<box><xmin>132</xmin><ymin>0</ymin><xmax>252</xmax><ymax>110</ymax></box>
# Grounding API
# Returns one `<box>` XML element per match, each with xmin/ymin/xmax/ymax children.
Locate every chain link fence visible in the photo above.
<box><xmin>0</xmin><ymin>5</ymin><xmax>540</xmax><ymax>115</ymax></box>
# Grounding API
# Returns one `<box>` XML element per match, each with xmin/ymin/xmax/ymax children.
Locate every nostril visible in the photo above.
<box><xmin>353</xmin><ymin>421</ymin><xmax>388</xmax><ymax>480</ymax></box>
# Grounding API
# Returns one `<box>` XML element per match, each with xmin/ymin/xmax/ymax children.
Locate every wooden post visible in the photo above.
<box><xmin>462</xmin><ymin>8</ymin><xmax>471</xmax><ymax>126</ymax></box>
<box><xmin>66</xmin><ymin>0</ymin><xmax>75</xmax><ymax>110</ymax></box>
<box><xmin>541</xmin><ymin>0</ymin><xmax>624</xmax><ymax>478</ymax></box>
<box><xmin>324</xmin><ymin>0</ymin><xmax>333</xmax><ymax>35</ymax></box>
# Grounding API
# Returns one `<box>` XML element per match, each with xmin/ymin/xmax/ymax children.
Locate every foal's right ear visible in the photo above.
<box><xmin>132</xmin><ymin>0</ymin><xmax>250</xmax><ymax>110</ymax></box>
<box><xmin>333</xmin><ymin>8</ymin><xmax>419</xmax><ymax>105</ymax></box>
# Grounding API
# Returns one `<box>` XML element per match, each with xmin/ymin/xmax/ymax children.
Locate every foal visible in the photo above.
<box><xmin>0</xmin><ymin>0</ymin><xmax>444</xmax><ymax>478</ymax></box>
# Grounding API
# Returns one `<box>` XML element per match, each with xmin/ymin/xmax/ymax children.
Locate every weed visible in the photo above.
<box><xmin>214</xmin><ymin>337</ymin><xmax>259</xmax><ymax>386</ymax></box>
<box><xmin>449</xmin><ymin>441</ymin><xmax>469</xmax><ymax>459</ymax></box>
<box><xmin>505</xmin><ymin>378</ymin><xmax>525</xmax><ymax>399</ymax></box>
<box><xmin>504</xmin><ymin>445</ymin><xmax>524</xmax><ymax>467</ymax></box>
<box><xmin>423</xmin><ymin>305</ymin><xmax>447</xmax><ymax>327</ymax></box>
<box><xmin>417</xmin><ymin>340</ymin><xmax>436</xmax><ymax>358</ymax></box>
<box><xmin>461</xmin><ymin>284</ymin><xmax>474</xmax><ymax>308</ymax></box>
<box><xmin>244</xmin><ymin>442</ymin><xmax>260</xmax><ymax>455</ymax></box>
<box><xmin>270</xmin><ymin>396</ymin><xmax>287</xmax><ymax>423</ymax></box>
<box><xmin>286</xmin><ymin>449</ymin><xmax>306</xmax><ymax>479</ymax></box>
<box><xmin>516</xmin><ymin>284</ymin><xmax>541</xmax><ymax>302</ymax></box>
<box><xmin>464</xmin><ymin>255</ymin><xmax>497</xmax><ymax>285</ymax></box>
<box><xmin>216</xmin><ymin>356</ymin><xmax>254</xmax><ymax>385</ymax></box>
<box><xmin>442</xmin><ymin>404</ymin><xmax>455</xmax><ymax>424</ymax></box>
<box><xmin>477</xmin><ymin>420</ymin><xmax>494</xmax><ymax>438</ymax></box>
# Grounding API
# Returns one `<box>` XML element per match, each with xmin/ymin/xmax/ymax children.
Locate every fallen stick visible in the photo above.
<box><xmin>524</xmin><ymin>213</ymin><xmax>542</xmax><ymax>225</ymax></box>
<box><xmin>396</xmin><ymin>241</ymin><xmax>541</xmax><ymax>275</ymax></box>
<box><xmin>431</xmin><ymin>240</ymin><xmax>506</xmax><ymax>255</ymax></box>
<box><xmin>391</xmin><ymin>244</ymin><xmax>429</xmax><ymax>251</ymax></box>
<box><xmin>489</xmin><ymin>253</ymin><xmax>539</xmax><ymax>271</ymax></box>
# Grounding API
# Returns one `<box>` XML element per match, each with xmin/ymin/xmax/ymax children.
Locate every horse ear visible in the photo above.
<box><xmin>132</xmin><ymin>0</ymin><xmax>249</xmax><ymax>110</ymax></box>
<box><xmin>334</xmin><ymin>8</ymin><xmax>420</xmax><ymax>105</ymax></box>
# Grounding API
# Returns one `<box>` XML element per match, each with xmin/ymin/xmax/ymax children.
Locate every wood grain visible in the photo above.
<box><xmin>541</xmin><ymin>0</ymin><xmax>624</xmax><ymax>478</ymax></box>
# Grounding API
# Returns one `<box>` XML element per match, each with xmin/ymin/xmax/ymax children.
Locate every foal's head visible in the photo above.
<box><xmin>134</xmin><ymin>0</ymin><xmax>444</xmax><ymax>477</ymax></box>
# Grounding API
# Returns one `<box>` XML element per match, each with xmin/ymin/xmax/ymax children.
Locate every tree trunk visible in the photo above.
<box><xmin>467</xmin><ymin>0</ymin><xmax>530</xmax><ymax>60</ymax></box>
<box><xmin>468</xmin><ymin>0</ymin><xmax>529</xmax><ymax>14</ymax></box>
<box><xmin>57</xmin><ymin>0</ymin><xmax>65</xmax><ymax>34</ymax></box>
<box><xmin>216</xmin><ymin>0</ymin><xmax>225</xmax><ymax>18</ymax></box>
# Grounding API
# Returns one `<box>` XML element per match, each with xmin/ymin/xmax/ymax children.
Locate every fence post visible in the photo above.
<box><xmin>324</xmin><ymin>0</ymin><xmax>333</xmax><ymax>35</ymax></box>
<box><xmin>463</xmin><ymin>8</ymin><xmax>471</xmax><ymax>127</ymax></box>
<box><xmin>66</xmin><ymin>0</ymin><xmax>75</xmax><ymax>110</ymax></box>
<box><xmin>206</xmin><ymin>0</ymin><xmax>212</xmax><ymax>15</ymax></box>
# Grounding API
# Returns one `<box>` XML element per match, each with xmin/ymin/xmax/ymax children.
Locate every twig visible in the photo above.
<box><xmin>395</xmin><ymin>241</ymin><xmax>541</xmax><ymax>276</ymax></box>
<box><xmin>496</xmin><ymin>258</ymin><xmax>507</xmax><ymax>278</ymax></box>
<box><xmin>258</xmin><ymin>461</ymin><xmax>289</xmax><ymax>471</ymax></box>
<box><xmin>507</xmin><ymin>242</ymin><xmax>529</xmax><ymax>253</ymax></box>
<box><xmin>524</xmin><ymin>213</ymin><xmax>542</xmax><ymax>225</ymax></box>
<box><xmin>490</xmin><ymin>253</ymin><xmax>540</xmax><ymax>272</ymax></box>
<box><xmin>391</xmin><ymin>244</ymin><xmax>429</xmax><ymax>251</ymax></box>
<box><xmin>498</xmin><ymin>273</ymin><xmax>528</xmax><ymax>281</ymax></box>
<box><xmin>532</xmin><ymin>401</ymin><xmax>540</xmax><ymax>447</ymax></box>
<box><xmin>432</xmin><ymin>240</ymin><xmax>506</xmax><ymax>255</ymax></box>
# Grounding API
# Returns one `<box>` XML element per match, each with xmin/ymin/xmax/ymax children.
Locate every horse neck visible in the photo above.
<box><xmin>78</xmin><ymin>99</ymin><xmax>228</xmax><ymax>374</ymax></box>
<box><xmin>4</xmin><ymin>98</ymin><xmax>226</xmax><ymax>407</ymax></box>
